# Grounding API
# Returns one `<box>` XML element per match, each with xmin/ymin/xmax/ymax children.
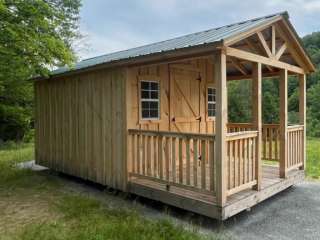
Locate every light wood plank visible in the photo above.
<box><xmin>252</xmin><ymin>62</ymin><xmax>262</xmax><ymax>190</ymax></box>
<box><xmin>257</xmin><ymin>31</ymin><xmax>273</xmax><ymax>57</ymax></box>
<box><xmin>279</xmin><ymin>69</ymin><xmax>288</xmax><ymax>178</ymax></box>
<box><xmin>226</xmin><ymin>47</ymin><xmax>305</xmax><ymax>74</ymax></box>
<box><xmin>299</xmin><ymin>74</ymin><xmax>306</xmax><ymax>170</ymax></box>
<box><xmin>214</xmin><ymin>50</ymin><xmax>227</xmax><ymax>206</ymax></box>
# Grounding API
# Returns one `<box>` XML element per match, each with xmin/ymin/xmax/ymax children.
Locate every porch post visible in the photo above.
<box><xmin>279</xmin><ymin>69</ymin><xmax>288</xmax><ymax>178</ymax></box>
<box><xmin>214</xmin><ymin>49</ymin><xmax>227</xmax><ymax>206</ymax></box>
<box><xmin>252</xmin><ymin>63</ymin><xmax>262</xmax><ymax>190</ymax></box>
<box><xmin>299</xmin><ymin>74</ymin><xmax>306</xmax><ymax>170</ymax></box>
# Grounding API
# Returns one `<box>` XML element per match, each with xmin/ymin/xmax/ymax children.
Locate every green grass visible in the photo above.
<box><xmin>2</xmin><ymin>139</ymin><xmax>318</xmax><ymax>239</ymax></box>
<box><xmin>306</xmin><ymin>138</ymin><xmax>320</xmax><ymax>179</ymax></box>
<box><xmin>0</xmin><ymin>143</ymin><xmax>223</xmax><ymax>240</ymax></box>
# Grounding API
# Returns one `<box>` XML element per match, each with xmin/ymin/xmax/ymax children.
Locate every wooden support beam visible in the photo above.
<box><xmin>279</xmin><ymin>69</ymin><xmax>288</xmax><ymax>178</ymax></box>
<box><xmin>275</xmin><ymin>23</ymin><xmax>309</xmax><ymax>71</ymax></box>
<box><xmin>299</xmin><ymin>74</ymin><xmax>306</xmax><ymax>170</ymax></box>
<box><xmin>229</xmin><ymin>57</ymin><xmax>248</xmax><ymax>75</ymax></box>
<box><xmin>226</xmin><ymin>47</ymin><xmax>305</xmax><ymax>74</ymax></box>
<box><xmin>227</xmin><ymin>69</ymin><xmax>298</xmax><ymax>81</ymax></box>
<box><xmin>257</xmin><ymin>31</ymin><xmax>273</xmax><ymax>58</ymax></box>
<box><xmin>252</xmin><ymin>62</ymin><xmax>262</xmax><ymax>190</ymax></box>
<box><xmin>244</xmin><ymin>38</ymin><xmax>274</xmax><ymax>72</ymax></box>
<box><xmin>214</xmin><ymin>50</ymin><xmax>227</xmax><ymax>207</ymax></box>
<box><xmin>272</xmin><ymin>26</ymin><xmax>276</xmax><ymax>55</ymax></box>
<box><xmin>275</xmin><ymin>43</ymin><xmax>287</xmax><ymax>60</ymax></box>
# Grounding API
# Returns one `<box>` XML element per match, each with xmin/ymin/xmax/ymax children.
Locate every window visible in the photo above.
<box><xmin>207</xmin><ymin>87</ymin><xmax>216</xmax><ymax>118</ymax></box>
<box><xmin>140</xmin><ymin>80</ymin><xmax>160</xmax><ymax>119</ymax></box>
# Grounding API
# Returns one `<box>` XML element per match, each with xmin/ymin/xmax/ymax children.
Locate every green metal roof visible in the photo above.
<box><xmin>52</xmin><ymin>12</ymin><xmax>287</xmax><ymax>76</ymax></box>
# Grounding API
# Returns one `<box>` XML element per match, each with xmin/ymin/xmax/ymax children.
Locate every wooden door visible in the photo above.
<box><xmin>169</xmin><ymin>66</ymin><xmax>202</xmax><ymax>133</ymax></box>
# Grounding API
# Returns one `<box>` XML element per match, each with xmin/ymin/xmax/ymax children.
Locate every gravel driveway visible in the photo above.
<box><xmin>22</xmin><ymin>161</ymin><xmax>320</xmax><ymax>240</ymax></box>
<box><xmin>64</xmin><ymin>177</ymin><xmax>320</xmax><ymax>240</ymax></box>
<box><xmin>223</xmin><ymin>181</ymin><xmax>320</xmax><ymax>240</ymax></box>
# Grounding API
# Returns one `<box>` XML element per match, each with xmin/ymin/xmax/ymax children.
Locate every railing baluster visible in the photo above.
<box><xmin>147</xmin><ymin>135</ymin><xmax>151</xmax><ymax>176</ymax></box>
<box><xmin>165</xmin><ymin>137</ymin><xmax>170</xmax><ymax>181</ymax></box>
<box><xmin>172</xmin><ymin>137</ymin><xmax>176</xmax><ymax>183</ymax></box>
<box><xmin>137</xmin><ymin>134</ymin><xmax>141</xmax><ymax>174</ymax></box>
<box><xmin>186</xmin><ymin>138</ymin><xmax>191</xmax><ymax>185</ymax></box>
<box><xmin>263</xmin><ymin>127</ymin><xmax>267</xmax><ymax>160</ymax></box>
<box><xmin>201</xmin><ymin>139</ymin><xmax>206</xmax><ymax>190</ymax></box>
<box><xmin>227</xmin><ymin>140</ymin><xmax>231</xmax><ymax>190</ymax></box>
<box><xmin>269</xmin><ymin>128</ymin><xmax>273</xmax><ymax>160</ymax></box>
<box><xmin>234</xmin><ymin>139</ymin><xmax>238</xmax><ymax>188</ymax></box>
<box><xmin>153</xmin><ymin>136</ymin><xmax>157</xmax><ymax>177</ymax></box>
<box><xmin>239</xmin><ymin>139</ymin><xmax>243</xmax><ymax>185</ymax></box>
<box><xmin>209</xmin><ymin>140</ymin><xmax>215</xmax><ymax>192</ymax></box>
<box><xmin>131</xmin><ymin>134</ymin><xmax>136</xmax><ymax>173</ymax></box>
<box><xmin>193</xmin><ymin>139</ymin><xmax>198</xmax><ymax>187</ymax></box>
<box><xmin>178</xmin><ymin>138</ymin><xmax>183</xmax><ymax>184</ymax></box>
<box><xmin>243</xmin><ymin>138</ymin><xmax>248</xmax><ymax>185</ymax></box>
<box><xmin>252</xmin><ymin>137</ymin><xmax>256</xmax><ymax>181</ymax></box>
<box><xmin>275</xmin><ymin>128</ymin><xmax>278</xmax><ymax>160</ymax></box>
<box><xmin>142</xmin><ymin>135</ymin><xmax>146</xmax><ymax>175</ymax></box>
<box><xmin>158</xmin><ymin>135</ymin><xmax>163</xmax><ymax>180</ymax></box>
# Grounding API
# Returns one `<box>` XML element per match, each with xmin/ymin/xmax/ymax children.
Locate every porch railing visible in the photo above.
<box><xmin>128</xmin><ymin>129</ymin><xmax>216</xmax><ymax>194</ymax></box>
<box><xmin>227</xmin><ymin>123</ymin><xmax>305</xmax><ymax>171</ymax></box>
<box><xmin>128</xmin><ymin>129</ymin><xmax>260</xmax><ymax>198</ymax></box>
<box><xmin>226</xmin><ymin>131</ymin><xmax>258</xmax><ymax>195</ymax></box>
<box><xmin>228</xmin><ymin>123</ymin><xmax>280</xmax><ymax>161</ymax></box>
<box><xmin>287</xmin><ymin>125</ymin><xmax>304</xmax><ymax>170</ymax></box>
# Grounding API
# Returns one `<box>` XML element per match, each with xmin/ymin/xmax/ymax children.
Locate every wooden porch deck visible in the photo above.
<box><xmin>128</xmin><ymin>165</ymin><xmax>304</xmax><ymax>220</ymax></box>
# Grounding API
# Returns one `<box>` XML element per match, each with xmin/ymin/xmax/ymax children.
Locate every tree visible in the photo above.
<box><xmin>302</xmin><ymin>32</ymin><xmax>320</xmax><ymax>137</ymax></box>
<box><xmin>0</xmin><ymin>0</ymin><xmax>81</xmax><ymax>141</ymax></box>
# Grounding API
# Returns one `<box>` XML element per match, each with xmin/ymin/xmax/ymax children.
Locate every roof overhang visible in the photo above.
<box><xmin>33</xmin><ymin>41</ymin><xmax>224</xmax><ymax>81</ymax></box>
<box><xmin>34</xmin><ymin>12</ymin><xmax>315</xmax><ymax>82</ymax></box>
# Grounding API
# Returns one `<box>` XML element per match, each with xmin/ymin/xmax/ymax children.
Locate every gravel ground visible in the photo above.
<box><xmin>22</xmin><ymin>161</ymin><xmax>320</xmax><ymax>240</ymax></box>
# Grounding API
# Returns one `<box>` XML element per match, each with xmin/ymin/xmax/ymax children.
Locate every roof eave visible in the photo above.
<box><xmin>281</xmin><ymin>15</ymin><xmax>316</xmax><ymax>73</ymax></box>
<box><xmin>34</xmin><ymin>41</ymin><xmax>223</xmax><ymax>81</ymax></box>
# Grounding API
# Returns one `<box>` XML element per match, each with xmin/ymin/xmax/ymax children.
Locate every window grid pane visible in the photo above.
<box><xmin>141</xmin><ymin>80</ymin><xmax>160</xmax><ymax>119</ymax></box>
<box><xmin>208</xmin><ymin>87</ymin><xmax>216</xmax><ymax>117</ymax></box>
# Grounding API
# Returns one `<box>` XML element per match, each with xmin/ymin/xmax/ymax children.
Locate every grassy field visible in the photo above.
<box><xmin>0</xmin><ymin>142</ymin><xmax>223</xmax><ymax>240</ymax></box>
<box><xmin>306</xmin><ymin>138</ymin><xmax>320</xmax><ymax>179</ymax></box>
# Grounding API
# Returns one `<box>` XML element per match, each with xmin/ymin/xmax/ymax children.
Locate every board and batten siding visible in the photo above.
<box><xmin>35</xmin><ymin>68</ymin><xmax>127</xmax><ymax>191</ymax></box>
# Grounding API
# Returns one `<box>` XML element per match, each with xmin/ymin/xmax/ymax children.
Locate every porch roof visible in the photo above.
<box><xmin>48</xmin><ymin>11</ymin><xmax>313</xmax><ymax>78</ymax></box>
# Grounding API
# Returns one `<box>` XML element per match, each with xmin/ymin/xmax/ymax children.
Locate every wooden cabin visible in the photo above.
<box><xmin>34</xmin><ymin>12</ymin><xmax>315</xmax><ymax>220</ymax></box>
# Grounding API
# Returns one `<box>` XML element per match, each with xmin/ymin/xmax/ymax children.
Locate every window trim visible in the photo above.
<box><xmin>138</xmin><ymin>77</ymin><xmax>161</xmax><ymax>121</ymax></box>
<box><xmin>206</xmin><ymin>84</ymin><xmax>216</xmax><ymax>121</ymax></box>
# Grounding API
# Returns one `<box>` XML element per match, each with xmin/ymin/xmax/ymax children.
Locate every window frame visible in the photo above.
<box><xmin>206</xmin><ymin>84</ymin><xmax>216</xmax><ymax>121</ymax></box>
<box><xmin>139</xmin><ymin>77</ymin><xmax>161</xmax><ymax>121</ymax></box>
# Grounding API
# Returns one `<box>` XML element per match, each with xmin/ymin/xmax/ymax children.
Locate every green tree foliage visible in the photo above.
<box><xmin>0</xmin><ymin>0</ymin><xmax>81</xmax><ymax>141</ymax></box>
<box><xmin>228</xmin><ymin>80</ymin><xmax>252</xmax><ymax>123</ymax></box>
<box><xmin>303</xmin><ymin>32</ymin><xmax>320</xmax><ymax>137</ymax></box>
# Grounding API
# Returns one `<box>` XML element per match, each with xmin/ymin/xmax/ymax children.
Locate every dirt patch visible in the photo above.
<box><xmin>0</xmin><ymin>192</ymin><xmax>62</xmax><ymax>236</ymax></box>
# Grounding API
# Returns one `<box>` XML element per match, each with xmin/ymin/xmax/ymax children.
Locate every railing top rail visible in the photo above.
<box><xmin>287</xmin><ymin>124</ymin><xmax>304</xmax><ymax>132</ymax></box>
<box><xmin>227</xmin><ymin>123</ymin><xmax>280</xmax><ymax>128</ymax></box>
<box><xmin>227</xmin><ymin>123</ymin><xmax>254</xmax><ymax>127</ymax></box>
<box><xmin>262</xmin><ymin>123</ymin><xmax>280</xmax><ymax>128</ymax></box>
<box><xmin>128</xmin><ymin>129</ymin><xmax>215</xmax><ymax>140</ymax></box>
<box><xmin>226</xmin><ymin>130</ymin><xmax>258</xmax><ymax>141</ymax></box>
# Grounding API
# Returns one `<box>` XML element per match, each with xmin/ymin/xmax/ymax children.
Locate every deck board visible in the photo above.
<box><xmin>128</xmin><ymin>165</ymin><xmax>304</xmax><ymax>220</ymax></box>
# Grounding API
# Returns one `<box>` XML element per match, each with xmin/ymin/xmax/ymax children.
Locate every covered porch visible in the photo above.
<box><xmin>126</xmin><ymin>19</ymin><xmax>309</xmax><ymax>220</ymax></box>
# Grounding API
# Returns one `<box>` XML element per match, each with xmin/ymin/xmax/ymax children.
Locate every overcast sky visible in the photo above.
<box><xmin>77</xmin><ymin>0</ymin><xmax>320</xmax><ymax>60</ymax></box>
